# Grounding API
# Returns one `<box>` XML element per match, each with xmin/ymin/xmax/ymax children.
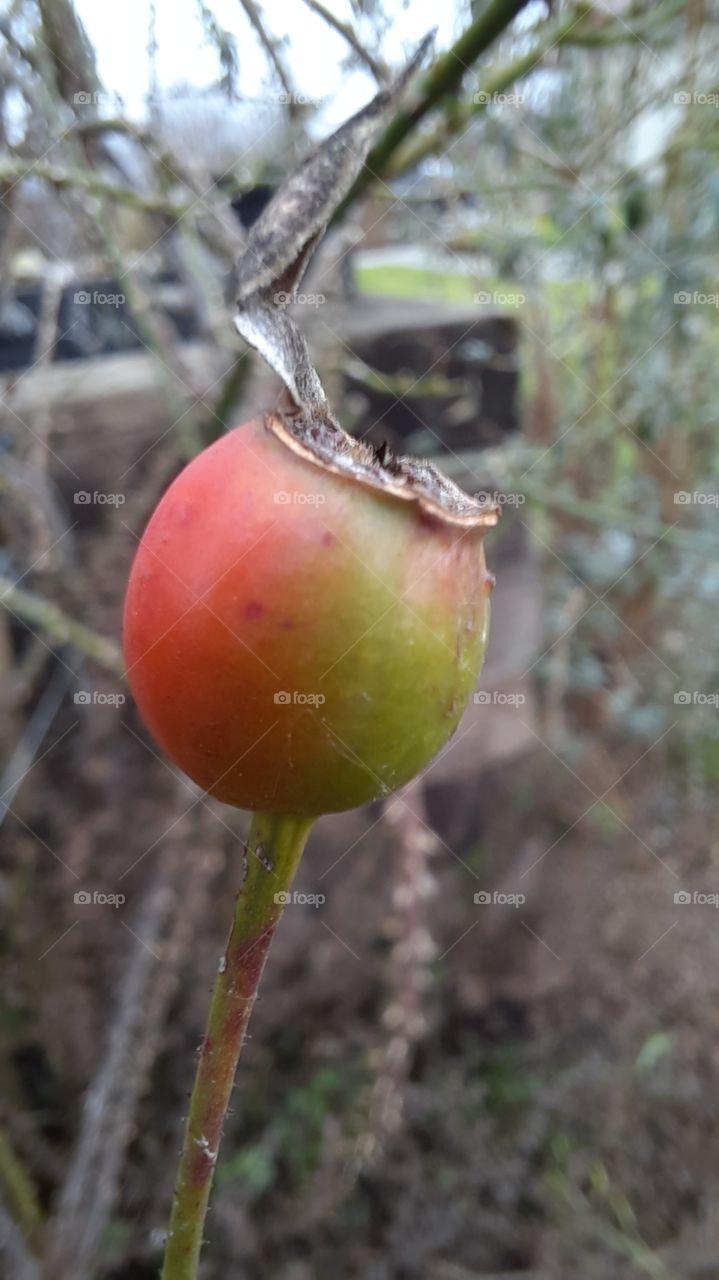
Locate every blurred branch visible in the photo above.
<box><xmin>0</xmin><ymin>1129</ymin><xmax>44</xmax><ymax>1254</ymax></box>
<box><xmin>521</xmin><ymin>486</ymin><xmax>717</xmax><ymax>559</ymax></box>
<box><xmin>355</xmin><ymin>778</ymin><xmax>438</xmax><ymax>1171</ymax></box>
<box><xmin>85</xmin><ymin>205</ymin><xmax>205</xmax><ymax>458</ymax></box>
<box><xmin>0</xmin><ymin>575</ymin><xmax>124</xmax><ymax>676</ymax></box>
<box><xmin>25</xmin><ymin>266</ymin><xmax>69</xmax><ymax>486</ymax></box>
<box><xmin>0</xmin><ymin>13</ymin><xmax>43</xmax><ymax>75</ymax></box>
<box><xmin>334</xmin><ymin>0</ymin><xmax>535</xmax><ymax>218</ymax></box>
<box><xmin>47</xmin><ymin>828</ymin><xmax>219</xmax><ymax>1280</ymax></box>
<box><xmin>36</xmin><ymin>0</ymin><xmax>101</xmax><ymax>104</ymax></box>
<box><xmin>299</xmin><ymin>778</ymin><xmax>440</xmax><ymax>1226</ymax></box>
<box><xmin>236</xmin><ymin>0</ymin><xmax>297</xmax><ymax>113</ymax></box>
<box><xmin>300</xmin><ymin>0</ymin><xmax>387</xmax><ymax>81</ymax></box>
<box><xmin>391</xmin><ymin>4</ymin><xmax>594</xmax><ymax>177</ymax></box>
<box><xmin>0</xmin><ymin>661</ymin><xmax>75</xmax><ymax>830</ymax></box>
<box><xmin>565</xmin><ymin>0</ymin><xmax>687</xmax><ymax>46</ymax></box>
<box><xmin>0</xmin><ymin>1198</ymin><xmax>39</xmax><ymax>1280</ymax></box>
<box><xmin>207</xmin><ymin>349</ymin><xmax>254</xmax><ymax>442</ymax></box>
<box><xmin>0</xmin><ymin>157</ymin><xmax>181</xmax><ymax>215</ymax></box>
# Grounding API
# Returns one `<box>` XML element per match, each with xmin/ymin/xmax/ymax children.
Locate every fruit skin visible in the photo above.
<box><xmin>123</xmin><ymin>420</ymin><xmax>492</xmax><ymax>815</ymax></box>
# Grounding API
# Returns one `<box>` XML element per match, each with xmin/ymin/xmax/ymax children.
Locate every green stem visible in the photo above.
<box><xmin>0</xmin><ymin>1128</ymin><xmax>44</xmax><ymax>1252</ymax></box>
<box><xmin>160</xmin><ymin>812</ymin><xmax>315</xmax><ymax>1280</ymax></box>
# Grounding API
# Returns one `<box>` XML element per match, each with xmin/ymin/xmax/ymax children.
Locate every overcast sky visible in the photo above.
<box><xmin>73</xmin><ymin>0</ymin><xmax>462</xmax><ymax>128</ymax></box>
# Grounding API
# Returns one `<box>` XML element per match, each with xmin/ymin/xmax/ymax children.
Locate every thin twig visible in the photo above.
<box><xmin>0</xmin><ymin>1198</ymin><xmax>40</xmax><ymax>1280</ymax></box>
<box><xmin>47</xmin><ymin>810</ymin><xmax>220</xmax><ymax>1280</ymax></box>
<box><xmin>236</xmin><ymin>0</ymin><xmax>297</xmax><ymax>113</ymax></box>
<box><xmin>0</xmin><ymin>575</ymin><xmax>124</xmax><ymax>676</ymax></box>
<box><xmin>0</xmin><ymin>155</ymin><xmax>185</xmax><ymax>213</ymax></box>
<box><xmin>355</xmin><ymin>778</ymin><xmax>438</xmax><ymax>1170</ymax></box>
<box><xmin>301</xmin><ymin>0</ymin><xmax>387</xmax><ymax>81</ymax></box>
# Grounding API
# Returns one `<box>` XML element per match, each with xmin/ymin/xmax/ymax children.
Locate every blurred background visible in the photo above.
<box><xmin>1</xmin><ymin>1</ymin><xmax>718</xmax><ymax>1277</ymax></box>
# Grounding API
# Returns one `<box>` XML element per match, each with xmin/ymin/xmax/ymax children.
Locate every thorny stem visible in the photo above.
<box><xmin>160</xmin><ymin>812</ymin><xmax>314</xmax><ymax>1280</ymax></box>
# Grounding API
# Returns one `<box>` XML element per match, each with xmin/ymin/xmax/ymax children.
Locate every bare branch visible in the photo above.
<box><xmin>36</xmin><ymin>0</ymin><xmax>101</xmax><ymax>104</ymax></box>
<box><xmin>46</xmin><ymin>820</ymin><xmax>220</xmax><ymax>1280</ymax></box>
<box><xmin>0</xmin><ymin>575</ymin><xmax>124</xmax><ymax>677</ymax></box>
<box><xmin>236</xmin><ymin>0</ymin><xmax>297</xmax><ymax>113</ymax></box>
<box><xmin>0</xmin><ymin>1199</ymin><xmax>40</xmax><ymax>1280</ymax></box>
<box><xmin>301</xmin><ymin>0</ymin><xmax>387</xmax><ymax>82</ymax></box>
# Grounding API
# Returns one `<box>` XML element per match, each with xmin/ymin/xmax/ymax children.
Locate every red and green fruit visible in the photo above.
<box><xmin>123</xmin><ymin>418</ymin><xmax>493</xmax><ymax>815</ymax></box>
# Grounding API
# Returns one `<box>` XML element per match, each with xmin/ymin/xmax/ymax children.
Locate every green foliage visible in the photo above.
<box><xmin>477</xmin><ymin>1046</ymin><xmax>539</xmax><ymax>1127</ymax></box>
<box><xmin>218</xmin><ymin>1066</ymin><xmax>353</xmax><ymax>1197</ymax></box>
<box><xmin>634</xmin><ymin>1031</ymin><xmax>674</xmax><ymax>1075</ymax></box>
